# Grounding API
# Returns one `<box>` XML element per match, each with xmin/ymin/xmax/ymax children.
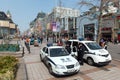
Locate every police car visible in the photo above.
<box><xmin>68</xmin><ymin>39</ymin><xmax>112</xmax><ymax>66</ymax></box>
<box><xmin>40</xmin><ymin>46</ymin><xmax>80</xmax><ymax>76</ymax></box>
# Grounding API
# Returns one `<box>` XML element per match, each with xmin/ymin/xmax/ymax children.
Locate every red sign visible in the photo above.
<box><xmin>101</xmin><ymin>28</ymin><xmax>111</xmax><ymax>31</ymax></box>
<box><xmin>117</xmin><ymin>16</ymin><xmax>120</xmax><ymax>19</ymax></box>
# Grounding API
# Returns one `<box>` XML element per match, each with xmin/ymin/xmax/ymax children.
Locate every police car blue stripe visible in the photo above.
<box><xmin>47</xmin><ymin>57</ymin><xmax>56</xmax><ymax>66</ymax></box>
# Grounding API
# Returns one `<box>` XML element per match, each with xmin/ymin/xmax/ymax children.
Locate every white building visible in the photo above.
<box><xmin>48</xmin><ymin>6</ymin><xmax>80</xmax><ymax>38</ymax></box>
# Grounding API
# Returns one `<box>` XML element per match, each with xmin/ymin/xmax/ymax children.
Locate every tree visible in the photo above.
<box><xmin>37</xmin><ymin>12</ymin><xmax>46</xmax><ymax>18</ymax></box>
<box><xmin>77</xmin><ymin>0</ymin><xmax>111</xmax><ymax>43</ymax></box>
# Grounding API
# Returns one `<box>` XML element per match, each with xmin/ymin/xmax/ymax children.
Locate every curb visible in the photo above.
<box><xmin>24</xmin><ymin>58</ymin><xmax>28</xmax><ymax>80</ymax></box>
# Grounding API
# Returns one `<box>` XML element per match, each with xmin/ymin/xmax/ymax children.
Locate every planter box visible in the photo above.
<box><xmin>0</xmin><ymin>44</ymin><xmax>20</xmax><ymax>52</ymax></box>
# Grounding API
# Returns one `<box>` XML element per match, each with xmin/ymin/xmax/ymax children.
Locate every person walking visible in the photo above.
<box><xmin>41</xmin><ymin>37</ymin><xmax>43</xmax><ymax>44</ymax></box>
<box><xmin>77</xmin><ymin>43</ymin><xmax>85</xmax><ymax>65</ymax></box>
<box><xmin>25</xmin><ymin>37</ymin><xmax>31</xmax><ymax>53</ymax></box>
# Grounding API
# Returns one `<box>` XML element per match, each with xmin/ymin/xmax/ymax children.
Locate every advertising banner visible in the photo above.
<box><xmin>52</xmin><ymin>22</ymin><xmax>56</xmax><ymax>32</ymax></box>
<box><xmin>56</xmin><ymin>21</ymin><xmax>60</xmax><ymax>32</ymax></box>
<box><xmin>52</xmin><ymin>21</ymin><xmax>61</xmax><ymax>32</ymax></box>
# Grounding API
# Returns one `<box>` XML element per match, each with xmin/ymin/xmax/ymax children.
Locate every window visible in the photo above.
<box><xmin>86</xmin><ymin>42</ymin><xmax>102</xmax><ymax>50</ymax></box>
<box><xmin>50</xmin><ymin>48</ymin><xmax>69</xmax><ymax>57</ymax></box>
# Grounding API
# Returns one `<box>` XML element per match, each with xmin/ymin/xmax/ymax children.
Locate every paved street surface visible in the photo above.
<box><xmin>108</xmin><ymin>42</ymin><xmax>120</xmax><ymax>60</ymax></box>
<box><xmin>13</xmin><ymin>39</ymin><xmax>120</xmax><ymax>80</ymax></box>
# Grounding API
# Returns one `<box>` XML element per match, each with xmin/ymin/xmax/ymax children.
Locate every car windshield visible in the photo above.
<box><xmin>50</xmin><ymin>48</ymin><xmax>69</xmax><ymax>57</ymax></box>
<box><xmin>85</xmin><ymin>42</ymin><xmax>102</xmax><ymax>50</ymax></box>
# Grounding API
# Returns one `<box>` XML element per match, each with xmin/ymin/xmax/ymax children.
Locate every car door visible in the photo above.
<box><xmin>41</xmin><ymin>47</ymin><xmax>47</xmax><ymax>59</ymax></box>
<box><xmin>44</xmin><ymin>48</ymin><xmax>49</xmax><ymax>65</ymax></box>
<box><xmin>71</xmin><ymin>41</ymin><xmax>78</xmax><ymax>57</ymax></box>
<box><xmin>80</xmin><ymin>43</ymin><xmax>89</xmax><ymax>59</ymax></box>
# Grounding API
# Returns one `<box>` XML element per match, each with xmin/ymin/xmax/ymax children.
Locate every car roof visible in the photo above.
<box><xmin>47</xmin><ymin>46</ymin><xmax>64</xmax><ymax>49</ymax></box>
<box><xmin>68</xmin><ymin>39</ymin><xmax>79</xmax><ymax>42</ymax></box>
<box><xmin>68</xmin><ymin>39</ymin><xmax>96</xmax><ymax>43</ymax></box>
<box><xmin>80</xmin><ymin>40</ymin><xmax>96</xmax><ymax>43</ymax></box>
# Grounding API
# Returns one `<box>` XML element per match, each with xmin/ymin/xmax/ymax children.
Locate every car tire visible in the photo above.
<box><xmin>40</xmin><ymin>54</ymin><xmax>43</xmax><ymax>62</ymax></box>
<box><xmin>87</xmin><ymin>57</ymin><xmax>94</xmax><ymax>66</ymax></box>
<box><xmin>48</xmin><ymin>64</ymin><xmax>53</xmax><ymax>75</ymax></box>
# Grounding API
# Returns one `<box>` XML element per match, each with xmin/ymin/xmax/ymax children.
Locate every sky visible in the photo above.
<box><xmin>0</xmin><ymin>0</ymin><xmax>81</xmax><ymax>33</ymax></box>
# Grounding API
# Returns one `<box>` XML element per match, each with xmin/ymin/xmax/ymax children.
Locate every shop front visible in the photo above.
<box><xmin>118</xmin><ymin>31</ymin><xmax>120</xmax><ymax>42</ymax></box>
<box><xmin>84</xmin><ymin>24</ymin><xmax>95</xmax><ymax>40</ymax></box>
<box><xmin>117</xmin><ymin>16</ymin><xmax>120</xmax><ymax>42</ymax></box>
<box><xmin>101</xmin><ymin>27</ymin><xmax>112</xmax><ymax>41</ymax></box>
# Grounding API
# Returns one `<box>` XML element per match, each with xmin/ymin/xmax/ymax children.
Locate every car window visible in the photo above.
<box><xmin>85</xmin><ymin>42</ymin><xmax>102</xmax><ymax>50</ymax></box>
<box><xmin>73</xmin><ymin>41</ymin><xmax>78</xmax><ymax>46</ymax></box>
<box><xmin>82</xmin><ymin>44</ymin><xmax>88</xmax><ymax>51</ymax></box>
<box><xmin>78</xmin><ymin>43</ymin><xmax>88</xmax><ymax>51</ymax></box>
<box><xmin>50</xmin><ymin>48</ymin><xmax>69</xmax><ymax>57</ymax></box>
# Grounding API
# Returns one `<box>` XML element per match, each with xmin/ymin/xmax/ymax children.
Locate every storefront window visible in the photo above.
<box><xmin>84</xmin><ymin>24</ymin><xmax>95</xmax><ymax>40</ymax></box>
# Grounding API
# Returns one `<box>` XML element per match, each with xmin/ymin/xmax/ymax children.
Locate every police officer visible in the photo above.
<box><xmin>77</xmin><ymin>43</ymin><xmax>85</xmax><ymax>65</ymax></box>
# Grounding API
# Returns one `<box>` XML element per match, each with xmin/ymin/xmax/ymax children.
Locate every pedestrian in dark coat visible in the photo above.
<box><xmin>65</xmin><ymin>44</ymin><xmax>71</xmax><ymax>54</ymax></box>
<box><xmin>77</xmin><ymin>43</ymin><xmax>85</xmax><ymax>65</ymax></box>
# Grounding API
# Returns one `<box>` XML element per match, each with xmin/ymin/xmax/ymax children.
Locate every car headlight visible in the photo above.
<box><xmin>55</xmin><ymin>65</ymin><xmax>65</xmax><ymax>69</ymax></box>
<box><xmin>75</xmin><ymin>62</ymin><xmax>80</xmax><ymax>67</ymax></box>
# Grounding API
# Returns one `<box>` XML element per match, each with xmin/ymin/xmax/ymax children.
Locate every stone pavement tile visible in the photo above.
<box><xmin>26</xmin><ymin>62</ymin><xmax>54</xmax><ymax>80</ymax></box>
<box><xmin>112</xmin><ymin>60</ymin><xmax>120</xmax><ymax>67</ymax></box>
<box><xmin>64</xmin><ymin>76</ymin><xmax>84</xmax><ymax>80</ymax></box>
<box><xmin>24</xmin><ymin>55</ymin><xmax>40</xmax><ymax>63</ymax></box>
<box><xmin>86</xmin><ymin>67</ymin><xmax>120</xmax><ymax>80</ymax></box>
<box><xmin>80</xmin><ymin>63</ymin><xmax>96</xmax><ymax>71</ymax></box>
<box><xmin>16</xmin><ymin>58</ymin><xmax>27</xmax><ymax>80</ymax></box>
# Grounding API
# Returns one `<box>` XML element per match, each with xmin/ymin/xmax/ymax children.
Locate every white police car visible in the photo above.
<box><xmin>68</xmin><ymin>39</ymin><xmax>112</xmax><ymax>66</ymax></box>
<box><xmin>40</xmin><ymin>46</ymin><xmax>80</xmax><ymax>76</ymax></box>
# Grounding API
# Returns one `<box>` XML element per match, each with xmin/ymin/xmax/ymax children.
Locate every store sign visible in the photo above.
<box><xmin>117</xmin><ymin>16</ymin><xmax>120</xmax><ymax>19</ymax></box>
<box><xmin>52</xmin><ymin>22</ymin><xmax>60</xmax><ymax>32</ymax></box>
<box><xmin>102</xmin><ymin>19</ymin><xmax>114</xmax><ymax>28</ymax></box>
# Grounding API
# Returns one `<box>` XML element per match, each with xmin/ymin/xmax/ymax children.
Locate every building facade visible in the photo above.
<box><xmin>0</xmin><ymin>11</ymin><xmax>17</xmax><ymax>39</ymax></box>
<box><xmin>47</xmin><ymin>6</ymin><xmax>80</xmax><ymax>38</ymax></box>
<box><xmin>77</xmin><ymin>0</ymin><xmax>120</xmax><ymax>42</ymax></box>
<box><xmin>29</xmin><ymin>12</ymin><xmax>46</xmax><ymax>37</ymax></box>
<box><xmin>77</xmin><ymin>15</ymin><xmax>98</xmax><ymax>41</ymax></box>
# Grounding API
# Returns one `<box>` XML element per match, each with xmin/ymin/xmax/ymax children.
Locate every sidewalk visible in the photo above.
<box><xmin>16</xmin><ymin>40</ymin><xmax>120</xmax><ymax>80</ymax></box>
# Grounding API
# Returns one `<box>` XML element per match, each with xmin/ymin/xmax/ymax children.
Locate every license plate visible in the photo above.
<box><xmin>106</xmin><ymin>59</ymin><xmax>109</xmax><ymax>61</ymax></box>
<box><xmin>67</xmin><ymin>69</ymin><xmax>75</xmax><ymax>72</ymax></box>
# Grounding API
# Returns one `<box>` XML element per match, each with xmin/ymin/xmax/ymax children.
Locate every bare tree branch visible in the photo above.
<box><xmin>77</xmin><ymin>0</ymin><xmax>95</xmax><ymax>7</ymax></box>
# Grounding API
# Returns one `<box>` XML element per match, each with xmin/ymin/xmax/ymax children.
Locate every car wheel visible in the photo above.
<box><xmin>48</xmin><ymin>64</ymin><xmax>53</xmax><ymax>74</ymax></box>
<box><xmin>87</xmin><ymin>57</ymin><xmax>94</xmax><ymax>66</ymax></box>
<box><xmin>40</xmin><ymin>54</ymin><xmax>43</xmax><ymax>62</ymax></box>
